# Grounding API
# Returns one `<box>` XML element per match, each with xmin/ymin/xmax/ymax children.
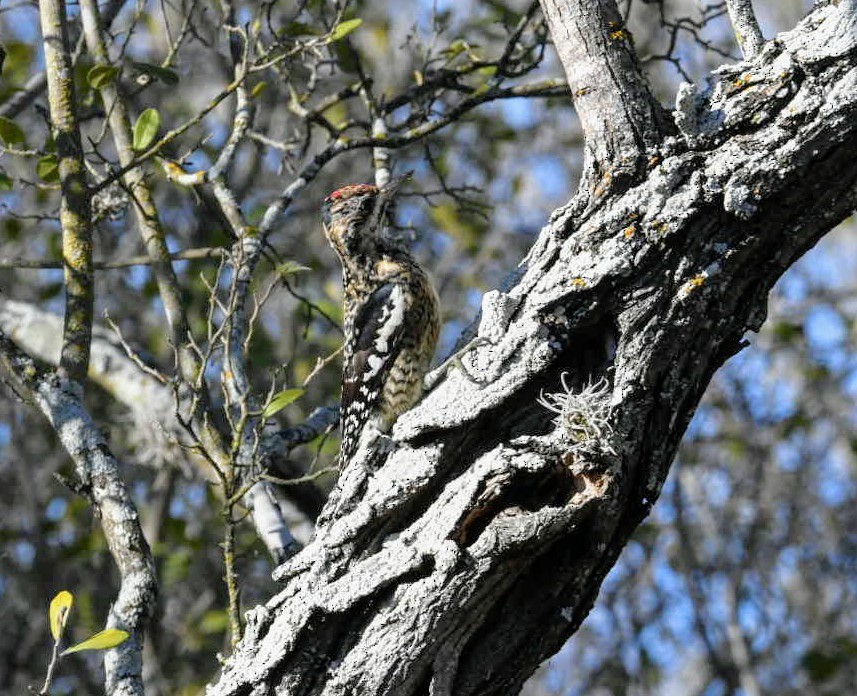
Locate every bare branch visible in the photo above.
<box><xmin>257</xmin><ymin>79</ymin><xmax>568</xmax><ymax>237</ymax></box>
<box><xmin>372</xmin><ymin>116</ymin><xmax>392</xmax><ymax>188</ymax></box>
<box><xmin>80</xmin><ymin>0</ymin><xmax>202</xmax><ymax>381</ymax></box>
<box><xmin>726</xmin><ymin>0</ymin><xmax>765</xmax><ymax>59</ymax></box>
<box><xmin>270</xmin><ymin>405</ymin><xmax>341</xmax><ymax>453</ymax></box>
<box><xmin>210</xmin><ymin>9</ymin><xmax>302</xmax><ymax>566</ymax></box>
<box><xmin>0</xmin><ymin>246</ymin><xmax>226</xmax><ymax>270</ymax></box>
<box><xmin>0</xmin><ymin>332</ymin><xmax>156</xmax><ymax>696</ymax></box>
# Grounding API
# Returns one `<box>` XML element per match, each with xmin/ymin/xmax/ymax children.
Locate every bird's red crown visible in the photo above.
<box><xmin>325</xmin><ymin>184</ymin><xmax>378</xmax><ymax>203</ymax></box>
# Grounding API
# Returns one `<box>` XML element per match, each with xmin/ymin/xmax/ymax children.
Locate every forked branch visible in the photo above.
<box><xmin>537</xmin><ymin>0</ymin><xmax>672</xmax><ymax>193</ymax></box>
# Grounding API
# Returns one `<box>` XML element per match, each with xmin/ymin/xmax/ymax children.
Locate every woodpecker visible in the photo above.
<box><xmin>321</xmin><ymin>178</ymin><xmax>440</xmax><ymax>467</ymax></box>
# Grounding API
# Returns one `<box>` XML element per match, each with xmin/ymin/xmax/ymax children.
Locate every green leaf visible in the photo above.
<box><xmin>251</xmin><ymin>81</ymin><xmax>267</xmax><ymax>99</ymax></box>
<box><xmin>49</xmin><ymin>591</ymin><xmax>74</xmax><ymax>641</ymax></box>
<box><xmin>132</xmin><ymin>108</ymin><xmax>161</xmax><ymax>151</ymax></box>
<box><xmin>162</xmin><ymin>546</ymin><xmax>192</xmax><ymax>585</ymax></box>
<box><xmin>0</xmin><ymin>116</ymin><xmax>25</xmax><ymax>146</ymax></box>
<box><xmin>62</xmin><ymin>628</ymin><xmax>130</xmax><ymax>655</ymax></box>
<box><xmin>771</xmin><ymin>320</ymin><xmax>802</xmax><ymax>343</ymax></box>
<box><xmin>0</xmin><ymin>170</ymin><xmax>13</xmax><ymax>191</ymax></box>
<box><xmin>263</xmin><ymin>389</ymin><xmax>305</xmax><ymax>418</ymax></box>
<box><xmin>329</xmin><ymin>18</ymin><xmax>363</xmax><ymax>42</ymax></box>
<box><xmin>442</xmin><ymin>39</ymin><xmax>468</xmax><ymax>58</ymax></box>
<box><xmin>312</xmin><ymin>298</ymin><xmax>343</xmax><ymax>324</ymax></box>
<box><xmin>2</xmin><ymin>42</ymin><xmax>35</xmax><ymax>85</ymax></box>
<box><xmin>276</xmin><ymin>260</ymin><xmax>311</xmax><ymax>277</ymax></box>
<box><xmin>36</xmin><ymin>155</ymin><xmax>59</xmax><ymax>183</ymax></box>
<box><xmin>86</xmin><ymin>65</ymin><xmax>120</xmax><ymax>90</ymax></box>
<box><xmin>131</xmin><ymin>61</ymin><xmax>179</xmax><ymax>86</ymax></box>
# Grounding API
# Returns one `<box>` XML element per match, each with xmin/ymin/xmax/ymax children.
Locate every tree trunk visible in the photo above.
<box><xmin>208</xmin><ymin>2</ymin><xmax>857</xmax><ymax>694</ymax></box>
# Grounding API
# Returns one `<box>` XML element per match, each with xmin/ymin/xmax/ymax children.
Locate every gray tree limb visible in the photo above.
<box><xmin>207</xmin><ymin>2</ymin><xmax>857</xmax><ymax>694</ymax></box>
<box><xmin>0</xmin><ymin>331</ymin><xmax>156</xmax><ymax>696</ymax></box>
<box><xmin>39</xmin><ymin>0</ymin><xmax>94</xmax><ymax>383</ymax></box>
<box><xmin>537</xmin><ymin>0</ymin><xmax>673</xmax><ymax>193</ymax></box>
<box><xmin>726</xmin><ymin>0</ymin><xmax>765</xmax><ymax>59</ymax></box>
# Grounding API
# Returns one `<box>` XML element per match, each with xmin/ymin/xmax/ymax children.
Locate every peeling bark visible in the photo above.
<box><xmin>207</xmin><ymin>4</ymin><xmax>857</xmax><ymax>695</ymax></box>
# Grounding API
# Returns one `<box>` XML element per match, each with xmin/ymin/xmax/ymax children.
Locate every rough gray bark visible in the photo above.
<box><xmin>538</xmin><ymin>0</ymin><xmax>673</xmax><ymax>192</ymax></box>
<box><xmin>39</xmin><ymin>0</ymin><xmax>94</xmax><ymax>383</ymax></box>
<box><xmin>207</xmin><ymin>2</ymin><xmax>857</xmax><ymax>695</ymax></box>
<box><xmin>0</xmin><ymin>331</ymin><xmax>157</xmax><ymax>696</ymax></box>
<box><xmin>725</xmin><ymin>0</ymin><xmax>765</xmax><ymax>59</ymax></box>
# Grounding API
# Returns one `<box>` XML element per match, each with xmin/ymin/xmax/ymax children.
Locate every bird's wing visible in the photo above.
<box><xmin>339</xmin><ymin>282</ymin><xmax>408</xmax><ymax>464</ymax></box>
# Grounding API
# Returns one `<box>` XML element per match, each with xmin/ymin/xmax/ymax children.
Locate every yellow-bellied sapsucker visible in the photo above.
<box><xmin>321</xmin><ymin>179</ymin><xmax>440</xmax><ymax>466</ymax></box>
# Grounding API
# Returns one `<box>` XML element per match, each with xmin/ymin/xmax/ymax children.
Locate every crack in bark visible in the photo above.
<box><xmin>206</xmin><ymin>4</ymin><xmax>857</xmax><ymax>694</ymax></box>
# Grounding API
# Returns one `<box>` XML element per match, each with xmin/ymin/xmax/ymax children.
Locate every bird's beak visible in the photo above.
<box><xmin>367</xmin><ymin>171</ymin><xmax>412</xmax><ymax>232</ymax></box>
<box><xmin>380</xmin><ymin>170</ymin><xmax>414</xmax><ymax>201</ymax></box>
<box><xmin>321</xmin><ymin>199</ymin><xmax>332</xmax><ymax>230</ymax></box>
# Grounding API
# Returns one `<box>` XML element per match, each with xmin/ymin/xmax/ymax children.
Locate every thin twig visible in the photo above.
<box><xmin>0</xmin><ymin>246</ymin><xmax>226</xmax><ymax>270</ymax></box>
<box><xmin>262</xmin><ymin>467</ymin><xmax>339</xmax><ymax>486</ymax></box>
<box><xmin>302</xmin><ymin>346</ymin><xmax>344</xmax><ymax>387</ymax></box>
<box><xmin>103</xmin><ymin>313</ymin><xmax>170</xmax><ymax>385</ymax></box>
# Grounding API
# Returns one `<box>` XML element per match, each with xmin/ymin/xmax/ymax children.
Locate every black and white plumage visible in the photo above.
<box><xmin>321</xmin><ymin>180</ymin><xmax>440</xmax><ymax>466</ymax></box>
